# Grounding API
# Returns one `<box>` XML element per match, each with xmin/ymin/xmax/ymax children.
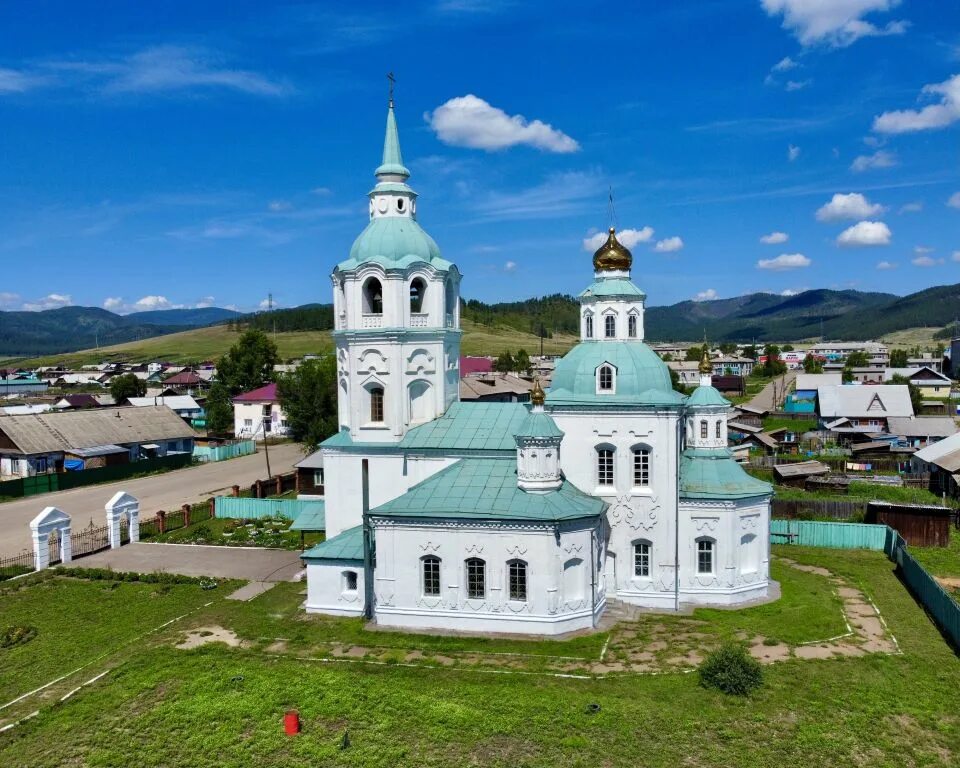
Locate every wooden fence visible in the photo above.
<box><xmin>248</xmin><ymin>471</ymin><xmax>298</xmax><ymax>499</ymax></box>
<box><xmin>193</xmin><ymin>440</ymin><xmax>256</xmax><ymax>463</ymax></box>
<box><xmin>771</xmin><ymin>498</ymin><xmax>866</xmax><ymax>520</ymax></box>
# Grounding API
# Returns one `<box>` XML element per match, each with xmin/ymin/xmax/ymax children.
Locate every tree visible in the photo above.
<box><xmin>802</xmin><ymin>355</ymin><xmax>824</xmax><ymax>374</ymax></box>
<box><xmin>685</xmin><ymin>345</ymin><xmax>703</xmax><ymax>362</ymax></box>
<box><xmin>760</xmin><ymin>344</ymin><xmax>786</xmax><ymax>377</ymax></box>
<box><xmin>204</xmin><ymin>382</ymin><xmax>234</xmax><ymax>435</ymax></box>
<box><xmin>276</xmin><ymin>357</ymin><xmax>338</xmax><ymax>451</ymax></box>
<box><xmin>889</xmin><ymin>348</ymin><xmax>908</xmax><ymax>367</ymax></box>
<box><xmin>216</xmin><ymin>329</ymin><xmax>279</xmax><ymax>395</ymax></box>
<box><xmin>888</xmin><ymin>373</ymin><xmax>923</xmax><ymax>413</ymax></box>
<box><xmin>494</xmin><ymin>351</ymin><xmax>515</xmax><ymax>374</ymax></box>
<box><xmin>109</xmin><ymin>373</ymin><xmax>146</xmax><ymax>402</ymax></box>
<box><xmin>719</xmin><ymin>342</ymin><xmax>738</xmax><ymax>355</ymax></box>
<box><xmin>661</xmin><ymin>353</ymin><xmax>673</xmax><ymax>362</ymax></box>
<box><xmin>668</xmin><ymin>366</ymin><xmax>690</xmax><ymax>395</ymax></box>
<box><xmin>742</xmin><ymin>345</ymin><xmax>757</xmax><ymax>361</ymax></box>
<box><xmin>514</xmin><ymin>349</ymin><xmax>532</xmax><ymax>375</ymax></box>
<box><xmin>781</xmin><ymin>344</ymin><xmax>794</xmax><ymax>352</ymax></box>
<box><xmin>845</xmin><ymin>350</ymin><xmax>870</xmax><ymax>368</ymax></box>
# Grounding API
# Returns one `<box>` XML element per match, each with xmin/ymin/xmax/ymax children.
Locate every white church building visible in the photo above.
<box><xmin>302</xmin><ymin>98</ymin><xmax>773</xmax><ymax>636</ymax></box>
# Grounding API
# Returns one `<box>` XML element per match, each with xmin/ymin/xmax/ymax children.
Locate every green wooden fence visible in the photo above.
<box><xmin>770</xmin><ymin>519</ymin><xmax>888</xmax><ymax>550</ymax></box>
<box><xmin>214</xmin><ymin>496</ymin><xmax>323</xmax><ymax>522</ymax></box>
<box><xmin>193</xmin><ymin>441</ymin><xmax>256</xmax><ymax>463</ymax></box>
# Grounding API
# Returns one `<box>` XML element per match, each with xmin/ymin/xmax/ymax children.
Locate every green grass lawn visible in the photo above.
<box><xmin>1</xmin><ymin>552</ymin><xmax>959</xmax><ymax>766</ymax></box>
<box><xmin>910</xmin><ymin>534</ymin><xmax>960</xmax><ymax>580</ymax></box>
<box><xmin>146</xmin><ymin>516</ymin><xmax>323</xmax><ymax>551</ymax></box>
<box><xmin>761</xmin><ymin>417</ymin><xmax>817</xmax><ymax>433</ymax></box>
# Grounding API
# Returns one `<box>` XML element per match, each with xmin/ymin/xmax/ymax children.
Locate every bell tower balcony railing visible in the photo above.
<box><xmin>361</xmin><ymin>313</ymin><xmax>384</xmax><ymax>329</ymax></box>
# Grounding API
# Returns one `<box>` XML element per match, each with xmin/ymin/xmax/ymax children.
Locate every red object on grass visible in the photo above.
<box><xmin>284</xmin><ymin>710</ymin><xmax>300</xmax><ymax>735</ymax></box>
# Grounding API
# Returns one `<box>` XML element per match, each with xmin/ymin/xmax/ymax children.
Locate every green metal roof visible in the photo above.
<box><xmin>371</xmin><ymin>457</ymin><xmax>605</xmax><ymax>522</ymax></box>
<box><xmin>547</xmin><ymin>341</ymin><xmax>684</xmax><ymax>407</ymax></box>
<box><xmin>686</xmin><ymin>385</ymin><xmax>730</xmax><ymax>408</ymax></box>
<box><xmin>513</xmin><ymin>408</ymin><xmax>564</xmax><ymax>440</ymax></box>
<box><xmin>337</xmin><ymin>216</ymin><xmax>452</xmax><ymax>273</ymax></box>
<box><xmin>289</xmin><ymin>502</ymin><xmax>326</xmax><ymax>531</ymax></box>
<box><xmin>302</xmin><ymin>525</ymin><xmax>363</xmax><ymax>561</ymax></box>
<box><xmin>679</xmin><ymin>448</ymin><xmax>772</xmax><ymax>500</ymax></box>
<box><xmin>374</xmin><ymin>103</ymin><xmax>410</xmax><ymax>178</ymax></box>
<box><xmin>580</xmin><ymin>277</ymin><xmax>646</xmax><ymax>299</ymax></box>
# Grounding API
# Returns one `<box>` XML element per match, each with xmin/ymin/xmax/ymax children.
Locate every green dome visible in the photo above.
<box><xmin>514</xmin><ymin>408</ymin><xmax>564</xmax><ymax>440</ymax></box>
<box><xmin>338</xmin><ymin>216</ymin><xmax>452</xmax><ymax>273</ymax></box>
<box><xmin>679</xmin><ymin>448</ymin><xmax>772</xmax><ymax>500</ymax></box>
<box><xmin>547</xmin><ymin>341</ymin><xmax>684</xmax><ymax>406</ymax></box>
<box><xmin>686</xmin><ymin>385</ymin><xmax>730</xmax><ymax>408</ymax></box>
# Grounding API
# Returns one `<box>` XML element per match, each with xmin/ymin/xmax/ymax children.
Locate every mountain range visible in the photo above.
<box><xmin>1</xmin><ymin>283</ymin><xmax>957</xmax><ymax>357</ymax></box>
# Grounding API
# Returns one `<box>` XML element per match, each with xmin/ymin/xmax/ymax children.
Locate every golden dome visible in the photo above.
<box><xmin>530</xmin><ymin>378</ymin><xmax>546</xmax><ymax>406</ymax></box>
<box><xmin>592</xmin><ymin>227</ymin><xmax>633</xmax><ymax>272</ymax></box>
<box><xmin>698</xmin><ymin>344</ymin><xmax>713</xmax><ymax>375</ymax></box>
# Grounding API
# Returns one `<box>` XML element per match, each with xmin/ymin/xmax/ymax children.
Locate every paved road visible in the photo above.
<box><xmin>746</xmin><ymin>370</ymin><xmax>797</xmax><ymax>412</ymax></box>
<box><xmin>0</xmin><ymin>442</ymin><xmax>305</xmax><ymax>555</ymax></box>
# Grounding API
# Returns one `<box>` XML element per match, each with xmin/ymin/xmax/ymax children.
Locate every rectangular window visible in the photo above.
<box><xmin>633</xmin><ymin>448</ymin><xmax>650</xmax><ymax>487</ymax></box>
<box><xmin>700</xmin><ymin>421</ymin><xmax>708</xmax><ymax>439</ymax></box>
<box><xmin>466</xmin><ymin>559</ymin><xmax>485</xmax><ymax>599</ymax></box>
<box><xmin>344</xmin><ymin>571</ymin><xmax>358</xmax><ymax>592</ymax></box>
<box><xmin>509</xmin><ymin>561</ymin><xmax>527</xmax><ymax>601</ymax></box>
<box><xmin>370</xmin><ymin>387</ymin><xmax>385</xmax><ymax>422</ymax></box>
<box><xmin>604</xmin><ymin>315</ymin><xmax>616</xmax><ymax>338</ymax></box>
<box><xmin>597</xmin><ymin>448</ymin><xmax>614</xmax><ymax>487</ymax></box>
<box><xmin>585</xmin><ymin>316</ymin><xmax>594</xmax><ymax>338</ymax></box>
<box><xmin>598</xmin><ymin>366</ymin><xmax>613</xmax><ymax>390</ymax></box>
<box><xmin>628</xmin><ymin>315</ymin><xmax>637</xmax><ymax>338</ymax></box>
<box><xmin>634</xmin><ymin>542</ymin><xmax>650</xmax><ymax>577</ymax></box>
<box><xmin>244</xmin><ymin>418</ymin><xmax>253</xmax><ymax>428</ymax></box>
<box><xmin>422</xmin><ymin>557</ymin><xmax>440</xmax><ymax>596</ymax></box>
<box><xmin>697</xmin><ymin>540</ymin><xmax>714</xmax><ymax>574</ymax></box>
<box><xmin>715</xmin><ymin>421</ymin><xmax>721</xmax><ymax>439</ymax></box>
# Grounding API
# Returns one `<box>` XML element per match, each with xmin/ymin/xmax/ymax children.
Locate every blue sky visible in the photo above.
<box><xmin>1</xmin><ymin>0</ymin><xmax>958</xmax><ymax>314</ymax></box>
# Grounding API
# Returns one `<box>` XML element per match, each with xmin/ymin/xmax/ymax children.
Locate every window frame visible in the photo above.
<box><xmin>465</xmin><ymin>557</ymin><xmax>486</xmax><ymax>600</ymax></box>
<box><xmin>715</xmin><ymin>420</ymin><xmax>721</xmax><ymax>439</ymax></box>
<box><xmin>596</xmin><ymin>446</ymin><xmax>615</xmax><ymax>488</ymax></box>
<box><xmin>421</xmin><ymin>555</ymin><xmax>441</xmax><ymax>597</ymax></box>
<box><xmin>369</xmin><ymin>385</ymin><xmax>385</xmax><ymax>423</ymax></box>
<box><xmin>628</xmin><ymin>314</ymin><xmax>638</xmax><ymax>338</ymax></box>
<box><xmin>696</xmin><ymin>538</ymin><xmax>715</xmax><ymax>575</ymax></box>
<box><xmin>342</xmin><ymin>570</ymin><xmax>359</xmax><ymax>594</ymax></box>
<box><xmin>585</xmin><ymin>314</ymin><xmax>594</xmax><ymax>339</ymax></box>
<box><xmin>700</xmin><ymin>420</ymin><xmax>708</xmax><ymax>439</ymax></box>
<box><xmin>633</xmin><ymin>540</ymin><xmax>651</xmax><ymax>578</ymax></box>
<box><xmin>604</xmin><ymin>314</ymin><xmax>616</xmax><ymax>338</ymax></box>
<box><xmin>632</xmin><ymin>445</ymin><xmax>651</xmax><ymax>488</ymax></box>
<box><xmin>597</xmin><ymin>364</ymin><xmax>615</xmax><ymax>393</ymax></box>
<box><xmin>507</xmin><ymin>559</ymin><xmax>528</xmax><ymax>602</ymax></box>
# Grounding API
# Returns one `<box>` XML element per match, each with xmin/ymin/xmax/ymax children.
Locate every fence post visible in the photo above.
<box><xmin>276</xmin><ymin>476</ymin><xmax>282</xmax><ymax>496</ymax></box>
<box><xmin>29</xmin><ymin>506</ymin><xmax>71</xmax><ymax>571</ymax></box>
<box><xmin>209</xmin><ymin>497</ymin><xmax>216</xmax><ymax>519</ymax></box>
<box><xmin>105</xmin><ymin>491</ymin><xmax>139</xmax><ymax>549</ymax></box>
<box><xmin>158</xmin><ymin>510</ymin><xmax>166</xmax><ymax>534</ymax></box>
<box><xmin>182</xmin><ymin>503</ymin><xmax>191</xmax><ymax>527</ymax></box>
<box><xmin>255</xmin><ymin>480</ymin><xmax>263</xmax><ymax>499</ymax></box>
<box><xmin>232</xmin><ymin>484</ymin><xmax>240</xmax><ymax>497</ymax></box>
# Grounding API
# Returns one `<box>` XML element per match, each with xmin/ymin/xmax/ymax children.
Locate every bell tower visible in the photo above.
<box><xmin>579</xmin><ymin>228</ymin><xmax>646</xmax><ymax>343</ymax></box>
<box><xmin>331</xmin><ymin>93</ymin><xmax>462</xmax><ymax>443</ymax></box>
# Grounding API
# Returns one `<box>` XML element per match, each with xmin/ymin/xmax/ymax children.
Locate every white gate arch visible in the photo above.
<box><xmin>29</xmin><ymin>507</ymin><xmax>72</xmax><ymax>571</ymax></box>
<box><xmin>105</xmin><ymin>491</ymin><xmax>140</xmax><ymax>549</ymax></box>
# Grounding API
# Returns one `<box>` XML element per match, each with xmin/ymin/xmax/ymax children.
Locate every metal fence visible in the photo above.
<box><xmin>70</xmin><ymin>519</ymin><xmax>112</xmax><ymax>558</ymax></box>
<box><xmin>770</xmin><ymin>519</ymin><xmax>888</xmax><ymax>549</ymax></box>
<box><xmin>214</xmin><ymin>496</ymin><xmax>319</xmax><ymax>521</ymax></box>
<box><xmin>193</xmin><ymin>441</ymin><xmax>256</xmax><ymax>463</ymax></box>
<box><xmin>0</xmin><ymin>549</ymin><xmax>34</xmax><ymax>581</ymax></box>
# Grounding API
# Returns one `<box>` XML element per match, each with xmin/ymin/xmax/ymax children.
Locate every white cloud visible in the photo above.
<box><xmin>654</xmin><ymin>236</ymin><xmax>684</xmax><ymax>253</ymax></box>
<box><xmin>912</xmin><ymin>255</ymin><xmax>944</xmax><ymax>267</ymax></box>
<box><xmin>0</xmin><ymin>67</ymin><xmax>49</xmax><ymax>94</ymax></box>
<box><xmin>582</xmin><ymin>227</ymin><xmax>654</xmax><ymax>251</ymax></box>
<box><xmin>948</xmin><ymin>191</ymin><xmax>960</xmax><ymax>209</ymax></box>
<box><xmin>761</xmin><ymin>0</ymin><xmax>908</xmax><ymax>48</ymax></box>
<box><xmin>426</xmin><ymin>94</ymin><xmax>579</xmax><ymax>153</ymax></box>
<box><xmin>779</xmin><ymin>288</ymin><xmax>801</xmax><ymax>296</ymax></box>
<box><xmin>913</xmin><ymin>246</ymin><xmax>933</xmax><ymax>255</ymax></box>
<box><xmin>194</xmin><ymin>296</ymin><xmax>216</xmax><ymax>308</ymax></box>
<box><xmin>133</xmin><ymin>295</ymin><xmax>173</xmax><ymax>311</ymax></box>
<box><xmin>103</xmin><ymin>297</ymin><xmax>124</xmax><ymax>311</ymax></box>
<box><xmin>899</xmin><ymin>201</ymin><xmax>923</xmax><ymax>214</ymax></box>
<box><xmin>952</xmin><ymin>251</ymin><xmax>960</xmax><ymax>263</ymax></box>
<box><xmin>756</xmin><ymin>253</ymin><xmax>811</xmax><ymax>271</ymax></box>
<box><xmin>873</xmin><ymin>74</ymin><xmax>960</xmax><ymax>134</ymax></box>
<box><xmin>503</xmin><ymin>260</ymin><xmax>517</xmax><ymax>273</ymax></box>
<box><xmin>267</xmin><ymin>200</ymin><xmax>292</xmax><ymax>212</ymax></box>
<box><xmin>876</xmin><ymin>260</ymin><xmax>897</xmax><ymax>270</ymax></box>
<box><xmin>850</xmin><ymin>149</ymin><xmax>897</xmax><ymax>172</ymax></box>
<box><xmin>836</xmin><ymin>220</ymin><xmax>892</xmax><ymax>247</ymax></box>
<box><xmin>773</xmin><ymin>56</ymin><xmax>798</xmax><ymax>72</ymax></box>
<box><xmin>785</xmin><ymin>79</ymin><xmax>812</xmax><ymax>91</ymax></box>
<box><xmin>787</xmin><ymin>144</ymin><xmax>801</xmax><ymax>161</ymax></box>
<box><xmin>0</xmin><ymin>291</ymin><xmax>21</xmax><ymax>308</ymax></box>
<box><xmin>760</xmin><ymin>231</ymin><xmax>789</xmax><ymax>244</ymax></box>
<box><xmin>816</xmin><ymin>192</ymin><xmax>885</xmax><ymax>221</ymax></box>
<box><xmin>473</xmin><ymin>171</ymin><xmax>604</xmax><ymax>221</ymax></box>
<box><xmin>311</xmin><ymin>186</ymin><xmax>332</xmax><ymax>196</ymax></box>
<box><xmin>693</xmin><ymin>288</ymin><xmax>718</xmax><ymax>302</ymax></box>
<box><xmin>21</xmin><ymin>293</ymin><xmax>72</xmax><ymax>311</ymax></box>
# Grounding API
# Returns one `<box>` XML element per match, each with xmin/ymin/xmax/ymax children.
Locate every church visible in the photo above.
<box><xmin>302</xmin><ymin>98</ymin><xmax>774</xmax><ymax>635</ymax></box>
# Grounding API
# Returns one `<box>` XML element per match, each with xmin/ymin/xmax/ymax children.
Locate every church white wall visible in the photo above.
<box><xmin>304</xmin><ymin>559</ymin><xmax>365</xmax><ymax>616</ymax></box>
<box><xmin>369</xmin><ymin>518</ymin><xmax>604</xmax><ymax>635</ymax></box>
<box><xmin>581</xmin><ymin>298</ymin><xmax>645</xmax><ymax>341</ymax></box>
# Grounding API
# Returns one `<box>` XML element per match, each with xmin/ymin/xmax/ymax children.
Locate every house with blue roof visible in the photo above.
<box><xmin>302</xmin><ymin>96</ymin><xmax>773</xmax><ymax>635</ymax></box>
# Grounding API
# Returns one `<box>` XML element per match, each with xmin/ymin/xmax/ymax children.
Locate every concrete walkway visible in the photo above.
<box><xmin>0</xmin><ymin>442</ymin><xmax>305</xmax><ymax>554</ymax></box>
<box><xmin>67</xmin><ymin>542</ymin><xmax>304</xmax><ymax>584</ymax></box>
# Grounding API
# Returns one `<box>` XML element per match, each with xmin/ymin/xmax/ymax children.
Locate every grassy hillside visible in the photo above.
<box><xmin>14</xmin><ymin>319</ymin><xmax>578</xmax><ymax>367</ymax></box>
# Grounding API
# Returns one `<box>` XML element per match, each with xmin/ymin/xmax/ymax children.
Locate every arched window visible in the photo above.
<box><xmin>369</xmin><ymin>386</ymin><xmax>385</xmax><ymax>423</ymax></box>
<box><xmin>715</xmin><ymin>420</ymin><xmax>722</xmax><ymax>439</ymax></box>
<box><xmin>632</xmin><ymin>446</ymin><xmax>651</xmax><ymax>487</ymax></box>
<box><xmin>342</xmin><ymin>570</ymin><xmax>358</xmax><ymax>593</ymax></box>
<box><xmin>633</xmin><ymin>541</ymin><xmax>651</xmax><ymax>577</ymax></box>
<box><xmin>604</xmin><ymin>314</ymin><xmax>616</xmax><ymax>338</ymax></box>
<box><xmin>363</xmin><ymin>277</ymin><xmax>383</xmax><ymax>314</ymax></box>
<box><xmin>700</xmin><ymin>420</ymin><xmax>708</xmax><ymax>439</ymax></box>
<box><xmin>421</xmin><ymin>555</ymin><xmax>441</xmax><ymax>596</ymax></box>
<box><xmin>410</xmin><ymin>277</ymin><xmax>426</xmax><ymax>313</ymax></box>
<box><xmin>696</xmin><ymin>538</ymin><xmax>715</xmax><ymax>575</ymax></box>
<box><xmin>598</xmin><ymin>364</ymin><xmax>614</xmax><ymax>391</ymax></box>
<box><xmin>466</xmin><ymin>558</ymin><xmax>485</xmax><ymax>599</ymax></box>
<box><xmin>597</xmin><ymin>446</ymin><xmax>614</xmax><ymax>487</ymax></box>
<box><xmin>508</xmin><ymin>559</ymin><xmax>527</xmax><ymax>601</ymax></box>
<box><xmin>585</xmin><ymin>315</ymin><xmax>594</xmax><ymax>338</ymax></box>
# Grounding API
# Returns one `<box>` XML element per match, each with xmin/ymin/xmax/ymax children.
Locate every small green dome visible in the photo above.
<box><xmin>547</xmin><ymin>341</ymin><xmax>684</xmax><ymax>406</ymax></box>
<box><xmin>338</xmin><ymin>216</ymin><xmax>452</xmax><ymax>272</ymax></box>
<box><xmin>686</xmin><ymin>385</ymin><xmax>730</xmax><ymax>408</ymax></box>
<box><xmin>680</xmin><ymin>448</ymin><xmax>772</xmax><ymax>500</ymax></box>
<box><xmin>514</xmin><ymin>409</ymin><xmax>564</xmax><ymax>440</ymax></box>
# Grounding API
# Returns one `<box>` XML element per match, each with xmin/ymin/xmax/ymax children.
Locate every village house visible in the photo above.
<box><xmin>816</xmin><ymin>384</ymin><xmax>913</xmax><ymax>432</ymax></box>
<box><xmin>885</xmin><ymin>416</ymin><xmax>957</xmax><ymax>448</ymax></box>
<box><xmin>883</xmin><ymin>366</ymin><xmax>952</xmax><ymax>398</ymax></box>
<box><xmin>232</xmin><ymin>382</ymin><xmax>289</xmax><ymax>439</ymax></box>
<box><xmin>711</xmin><ymin>355</ymin><xmax>754</xmax><ymax>377</ymax></box>
<box><xmin>459</xmin><ymin>372</ymin><xmax>534</xmax><ymax>402</ymax></box>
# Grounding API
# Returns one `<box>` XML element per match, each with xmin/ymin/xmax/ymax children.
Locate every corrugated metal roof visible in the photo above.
<box><xmin>233</xmin><ymin>383</ymin><xmax>279</xmax><ymax>403</ymax></box>
<box><xmin>679</xmin><ymin>448</ymin><xmax>773</xmax><ymax>499</ymax></box>
<box><xmin>817</xmin><ymin>385</ymin><xmax>913</xmax><ymax>419</ymax></box>
<box><xmin>886</xmin><ymin>416</ymin><xmax>957</xmax><ymax>438</ymax></box>
<box><xmin>289</xmin><ymin>502</ymin><xmax>326</xmax><ymax>531</ymax></box>
<box><xmin>127</xmin><ymin>395</ymin><xmax>201</xmax><ymax>411</ymax></box>
<box><xmin>0</xmin><ymin>406</ymin><xmax>196</xmax><ymax>455</ymax></box>
<box><xmin>302</xmin><ymin>525</ymin><xmax>362</xmax><ymax>561</ymax></box>
<box><xmin>773</xmin><ymin>460</ymin><xmax>830</xmax><ymax>479</ymax></box>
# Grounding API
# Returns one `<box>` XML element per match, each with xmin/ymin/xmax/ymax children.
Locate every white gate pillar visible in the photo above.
<box><xmin>29</xmin><ymin>506</ymin><xmax>72</xmax><ymax>571</ymax></box>
<box><xmin>105</xmin><ymin>491</ymin><xmax>140</xmax><ymax>548</ymax></box>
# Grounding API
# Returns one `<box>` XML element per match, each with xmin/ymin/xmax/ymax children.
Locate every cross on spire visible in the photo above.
<box><xmin>387</xmin><ymin>71</ymin><xmax>396</xmax><ymax>106</ymax></box>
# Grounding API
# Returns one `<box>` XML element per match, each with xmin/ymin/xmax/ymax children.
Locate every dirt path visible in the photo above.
<box><xmin>747</xmin><ymin>370</ymin><xmax>797</xmax><ymax>411</ymax></box>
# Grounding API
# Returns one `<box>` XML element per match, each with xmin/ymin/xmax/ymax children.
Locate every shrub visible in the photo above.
<box><xmin>699</xmin><ymin>643</ymin><xmax>763</xmax><ymax>696</ymax></box>
<box><xmin>1</xmin><ymin>624</ymin><xmax>37</xmax><ymax>649</ymax></box>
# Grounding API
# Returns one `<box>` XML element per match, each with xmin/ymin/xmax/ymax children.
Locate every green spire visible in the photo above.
<box><xmin>375</xmin><ymin>101</ymin><xmax>410</xmax><ymax>179</ymax></box>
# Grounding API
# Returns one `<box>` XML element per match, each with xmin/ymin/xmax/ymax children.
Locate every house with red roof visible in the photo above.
<box><xmin>232</xmin><ymin>382</ymin><xmax>289</xmax><ymax>439</ymax></box>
